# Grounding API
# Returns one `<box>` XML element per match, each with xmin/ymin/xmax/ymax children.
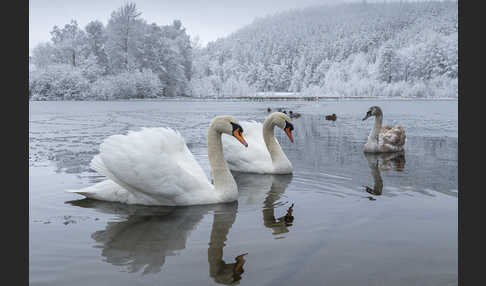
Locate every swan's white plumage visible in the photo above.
<box><xmin>222</xmin><ymin>121</ymin><xmax>274</xmax><ymax>174</ymax></box>
<box><xmin>70</xmin><ymin>127</ymin><xmax>228</xmax><ymax>206</ymax></box>
<box><xmin>67</xmin><ymin>179</ymin><xmax>144</xmax><ymax>204</ymax></box>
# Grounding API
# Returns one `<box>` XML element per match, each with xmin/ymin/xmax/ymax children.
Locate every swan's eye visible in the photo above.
<box><xmin>231</xmin><ymin>122</ymin><xmax>248</xmax><ymax>147</ymax></box>
<box><xmin>231</xmin><ymin>122</ymin><xmax>243</xmax><ymax>134</ymax></box>
<box><xmin>284</xmin><ymin>121</ymin><xmax>294</xmax><ymax>143</ymax></box>
<box><xmin>285</xmin><ymin>121</ymin><xmax>294</xmax><ymax>131</ymax></box>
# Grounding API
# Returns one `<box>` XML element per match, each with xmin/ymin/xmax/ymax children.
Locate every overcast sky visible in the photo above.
<box><xmin>29</xmin><ymin>0</ymin><xmax>347</xmax><ymax>53</ymax></box>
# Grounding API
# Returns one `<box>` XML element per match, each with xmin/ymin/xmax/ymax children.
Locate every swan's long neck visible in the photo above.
<box><xmin>263</xmin><ymin>120</ymin><xmax>288</xmax><ymax>165</ymax></box>
<box><xmin>369</xmin><ymin>161</ymin><xmax>383</xmax><ymax>195</ymax></box>
<box><xmin>368</xmin><ymin>115</ymin><xmax>383</xmax><ymax>144</ymax></box>
<box><xmin>207</xmin><ymin>129</ymin><xmax>237</xmax><ymax>195</ymax></box>
<box><xmin>208</xmin><ymin>204</ymin><xmax>237</xmax><ymax>279</ymax></box>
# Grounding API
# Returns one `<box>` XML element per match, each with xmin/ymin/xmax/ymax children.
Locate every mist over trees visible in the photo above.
<box><xmin>29</xmin><ymin>1</ymin><xmax>458</xmax><ymax>100</ymax></box>
<box><xmin>192</xmin><ymin>1</ymin><xmax>457</xmax><ymax>98</ymax></box>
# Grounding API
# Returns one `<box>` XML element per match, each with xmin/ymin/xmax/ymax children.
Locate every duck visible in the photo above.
<box><xmin>325</xmin><ymin>113</ymin><xmax>337</xmax><ymax>121</ymax></box>
<box><xmin>289</xmin><ymin>111</ymin><xmax>301</xmax><ymax>119</ymax></box>
<box><xmin>68</xmin><ymin>116</ymin><xmax>249</xmax><ymax>206</ymax></box>
<box><xmin>222</xmin><ymin>112</ymin><xmax>294</xmax><ymax>174</ymax></box>
<box><xmin>362</xmin><ymin>106</ymin><xmax>406</xmax><ymax>153</ymax></box>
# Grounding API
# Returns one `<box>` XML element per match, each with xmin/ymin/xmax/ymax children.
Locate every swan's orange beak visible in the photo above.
<box><xmin>233</xmin><ymin>129</ymin><xmax>248</xmax><ymax>147</ymax></box>
<box><xmin>285</xmin><ymin>127</ymin><xmax>293</xmax><ymax>143</ymax></box>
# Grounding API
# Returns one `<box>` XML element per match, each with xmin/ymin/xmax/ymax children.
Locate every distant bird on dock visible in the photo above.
<box><xmin>282</xmin><ymin>110</ymin><xmax>287</xmax><ymax>114</ymax></box>
<box><xmin>325</xmin><ymin>114</ymin><xmax>337</xmax><ymax>121</ymax></box>
<box><xmin>267</xmin><ymin>107</ymin><xmax>272</xmax><ymax>112</ymax></box>
<box><xmin>289</xmin><ymin>111</ymin><xmax>301</xmax><ymax>119</ymax></box>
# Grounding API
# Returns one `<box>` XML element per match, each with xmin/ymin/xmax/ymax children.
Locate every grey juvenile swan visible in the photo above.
<box><xmin>362</xmin><ymin>106</ymin><xmax>406</xmax><ymax>153</ymax></box>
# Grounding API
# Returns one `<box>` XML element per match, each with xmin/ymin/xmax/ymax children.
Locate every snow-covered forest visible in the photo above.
<box><xmin>29</xmin><ymin>3</ymin><xmax>192</xmax><ymax>100</ymax></box>
<box><xmin>193</xmin><ymin>1</ymin><xmax>457</xmax><ymax>98</ymax></box>
<box><xmin>29</xmin><ymin>1</ymin><xmax>458</xmax><ymax>100</ymax></box>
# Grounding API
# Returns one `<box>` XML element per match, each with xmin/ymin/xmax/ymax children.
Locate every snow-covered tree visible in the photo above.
<box><xmin>50</xmin><ymin>20</ymin><xmax>87</xmax><ymax>67</ymax></box>
<box><xmin>31</xmin><ymin>42</ymin><xmax>59</xmax><ymax>68</ymax></box>
<box><xmin>85</xmin><ymin>20</ymin><xmax>109</xmax><ymax>74</ymax></box>
<box><xmin>29</xmin><ymin>64</ymin><xmax>90</xmax><ymax>100</ymax></box>
<box><xmin>377</xmin><ymin>42</ymin><xmax>399</xmax><ymax>83</ymax></box>
<box><xmin>30</xmin><ymin>2</ymin><xmax>194</xmax><ymax>99</ymax></box>
<box><xmin>192</xmin><ymin>1</ymin><xmax>457</xmax><ymax>98</ymax></box>
<box><xmin>29</xmin><ymin>1</ymin><xmax>457</xmax><ymax>100</ymax></box>
<box><xmin>105</xmin><ymin>3</ymin><xmax>144</xmax><ymax>73</ymax></box>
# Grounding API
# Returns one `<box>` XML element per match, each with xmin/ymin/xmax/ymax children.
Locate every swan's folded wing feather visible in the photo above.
<box><xmin>222</xmin><ymin>121</ymin><xmax>273</xmax><ymax>173</ymax></box>
<box><xmin>379</xmin><ymin>125</ymin><xmax>406</xmax><ymax>147</ymax></box>
<box><xmin>95</xmin><ymin>127</ymin><xmax>212</xmax><ymax>203</ymax></box>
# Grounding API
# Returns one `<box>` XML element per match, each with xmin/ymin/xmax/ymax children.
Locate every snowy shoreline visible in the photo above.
<box><xmin>29</xmin><ymin>96</ymin><xmax>458</xmax><ymax>102</ymax></box>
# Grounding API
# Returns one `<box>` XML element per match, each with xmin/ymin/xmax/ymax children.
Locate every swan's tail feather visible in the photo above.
<box><xmin>66</xmin><ymin>180</ymin><xmax>130</xmax><ymax>203</ymax></box>
<box><xmin>90</xmin><ymin>155</ymin><xmax>109</xmax><ymax>177</ymax></box>
<box><xmin>66</xmin><ymin>156</ymin><xmax>133</xmax><ymax>203</ymax></box>
<box><xmin>90</xmin><ymin>154</ymin><xmax>141</xmax><ymax>195</ymax></box>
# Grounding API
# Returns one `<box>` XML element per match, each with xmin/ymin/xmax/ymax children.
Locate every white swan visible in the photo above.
<box><xmin>222</xmin><ymin>112</ymin><xmax>294</xmax><ymax>174</ymax></box>
<box><xmin>68</xmin><ymin>116</ymin><xmax>248</xmax><ymax>206</ymax></box>
<box><xmin>362</xmin><ymin>106</ymin><xmax>406</xmax><ymax>153</ymax></box>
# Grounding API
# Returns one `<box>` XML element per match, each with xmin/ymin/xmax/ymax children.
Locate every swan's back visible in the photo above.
<box><xmin>73</xmin><ymin>127</ymin><xmax>215</xmax><ymax>205</ymax></box>
<box><xmin>379</xmin><ymin>125</ymin><xmax>406</xmax><ymax>152</ymax></box>
<box><xmin>222</xmin><ymin>121</ymin><xmax>273</xmax><ymax>173</ymax></box>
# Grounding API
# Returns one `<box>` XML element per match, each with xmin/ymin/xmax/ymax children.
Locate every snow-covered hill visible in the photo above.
<box><xmin>191</xmin><ymin>1</ymin><xmax>457</xmax><ymax>98</ymax></box>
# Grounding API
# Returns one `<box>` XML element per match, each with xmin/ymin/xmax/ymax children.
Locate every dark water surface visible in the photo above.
<box><xmin>29</xmin><ymin>100</ymin><xmax>457</xmax><ymax>286</ymax></box>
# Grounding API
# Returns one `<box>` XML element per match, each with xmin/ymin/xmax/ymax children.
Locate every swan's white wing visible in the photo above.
<box><xmin>93</xmin><ymin>127</ymin><xmax>213</xmax><ymax>205</ymax></box>
<box><xmin>222</xmin><ymin>121</ymin><xmax>273</xmax><ymax>173</ymax></box>
<box><xmin>67</xmin><ymin>179</ymin><xmax>165</xmax><ymax>205</ymax></box>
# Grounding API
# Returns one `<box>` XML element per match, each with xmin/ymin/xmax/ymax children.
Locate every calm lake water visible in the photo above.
<box><xmin>29</xmin><ymin>99</ymin><xmax>458</xmax><ymax>286</ymax></box>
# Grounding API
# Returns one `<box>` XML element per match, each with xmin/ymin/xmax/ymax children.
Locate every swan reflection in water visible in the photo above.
<box><xmin>65</xmin><ymin>173</ymin><xmax>294</xmax><ymax>283</ymax></box>
<box><xmin>67</xmin><ymin>199</ymin><xmax>247</xmax><ymax>284</ymax></box>
<box><xmin>207</xmin><ymin>203</ymin><xmax>247</xmax><ymax>284</ymax></box>
<box><xmin>363</xmin><ymin>152</ymin><xmax>406</xmax><ymax>196</ymax></box>
<box><xmin>232</xmin><ymin>172</ymin><xmax>295</xmax><ymax>236</ymax></box>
